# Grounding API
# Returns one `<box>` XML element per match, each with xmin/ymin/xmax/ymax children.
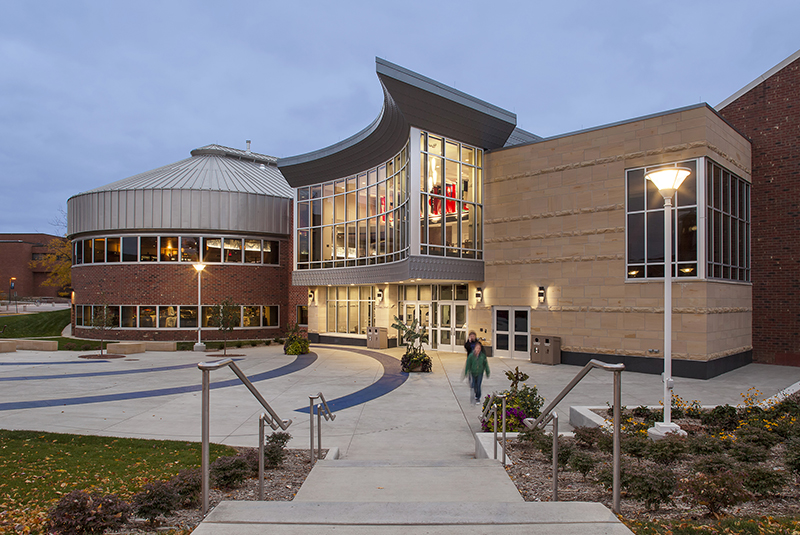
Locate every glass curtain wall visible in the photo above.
<box><xmin>325</xmin><ymin>286</ymin><xmax>374</xmax><ymax>334</ymax></box>
<box><xmin>419</xmin><ymin>132</ymin><xmax>483</xmax><ymax>259</ymax></box>
<box><xmin>296</xmin><ymin>143</ymin><xmax>409</xmax><ymax>269</ymax></box>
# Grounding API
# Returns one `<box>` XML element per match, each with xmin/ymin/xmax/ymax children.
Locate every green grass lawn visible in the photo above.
<box><xmin>0</xmin><ymin>309</ymin><xmax>71</xmax><ymax>338</ymax></box>
<box><xmin>0</xmin><ymin>429</ymin><xmax>236</xmax><ymax>532</ymax></box>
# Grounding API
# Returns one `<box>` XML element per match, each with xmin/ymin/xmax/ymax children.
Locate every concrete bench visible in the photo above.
<box><xmin>144</xmin><ymin>341</ymin><xmax>177</xmax><ymax>352</ymax></box>
<box><xmin>13</xmin><ymin>339</ymin><xmax>59</xmax><ymax>351</ymax></box>
<box><xmin>0</xmin><ymin>340</ymin><xmax>16</xmax><ymax>353</ymax></box>
<box><xmin>106</xmin><ymin>342</ymin><xmax>146</xmax><ymax>355</ymax></box>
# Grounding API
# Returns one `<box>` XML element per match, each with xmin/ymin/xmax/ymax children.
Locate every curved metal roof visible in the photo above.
<box><xmin>67</xmin><ymin>145</ymin><xmax>293</xmax><ymax>238</ymax></box>
<box><xmin>81</xmin><ymin>144</ymin><xmax>291</xmax><ymax>197</ymax></box>
<box><xmin>278</xmin><ymin>58</ymin><xmax>520</xmax><ymax>187</ymax></box>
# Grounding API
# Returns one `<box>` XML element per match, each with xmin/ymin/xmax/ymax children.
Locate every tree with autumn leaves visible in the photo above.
<box><xmin>28</xmin><ymin>208</ymin><xmax>72</xmax><ymax>294</ymax></box>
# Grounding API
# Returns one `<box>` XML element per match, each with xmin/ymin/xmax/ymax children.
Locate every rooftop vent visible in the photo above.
<box><xmin>246</xmin><ymin>140</ymin><xmax>252</xmax><ymax>153</ymax></box>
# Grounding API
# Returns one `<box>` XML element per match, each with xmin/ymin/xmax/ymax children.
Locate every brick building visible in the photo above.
<box><xmin>283</xmin><ymin>58</ymin><xmax>755</xmax><ymax>379</ymax></box>
<box><xmin>717</xmin><ymin>50</ymin><xmax>800</xmax><ymax>366</ymax></box>
<box><xmin>0</xmin><ymin>233</ymin><xmax>66</xmax><ymax>301</ymax></box>
<box><xmin>67</xmin><ymin>144</ymin><xmax>306</xmax><ymax>342</ymax></box>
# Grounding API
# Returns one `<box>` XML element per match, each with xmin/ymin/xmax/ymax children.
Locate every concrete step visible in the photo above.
<box><xmin>293</xmin><ymin>458</ymin><xmax>524</xmax><ymax>502</ymax></box>
<box><xmin>191</xmin><ymin>501</ymin><xmax>634</xmax><ymax>534</ymax></box>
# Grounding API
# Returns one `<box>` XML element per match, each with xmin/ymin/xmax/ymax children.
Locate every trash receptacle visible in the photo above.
<box><xmin>531</xmin><ymin>335</ymin><xmax>561</xmax><ymax>365</ymax></box>
<box><xmin>366</xmin><ymin>326</ymin><xmax>376</xmax><ymax>349</ymax></box>
<box><xmin>375</xmin><ymin>327</ymin><xmax>388</xmax><ymax>349</ymax></box>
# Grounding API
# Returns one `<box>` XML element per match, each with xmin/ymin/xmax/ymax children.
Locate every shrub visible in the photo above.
<box><xmin>132</xmin><ymin>480</ymin><xmax>180</xmax><ymax>522</ymax></box>
<box><xmin>626</xmin><ymin>464</ymin><xmax>676</xmax><ymax>510</ymax></box>
<box><xmin>632</xmin><ymin>405</ymin><xmax>654</xmax><ymax>420</ymax></box>
<box><xmin>573</xmin><ymin>426</ymin><xmax>604</xmax><ymax>449</ymax></box>
<box><xmin>701</xmin><ymin>404</ymin><xmax>739</xmax><ymax>432</ymax></box>
<box><xmin>556</xmin><ymin>438</ymin><xmax>575</xmax><ymax>469</ymax></box>
<box><xmin>729</xmin><ymin>441</ymin><xmax>768</xmax><ymax>463</ymax></box>
<box><xmin>48</xmin><ymin>489</ymin><xmax>130</xmax><ymax>534</ymax></box>
<box><xmin>784</xmin><ymin>437</ymin><xmax>800</xmax><ymax>475</ymax></box>
<box><xmin>687</xmin><ymin>433</ymin><xmax>724</xmax><ymax>456</ymax></box>
<box><xmin>235</xmin><ymin>341</ymin><xmax>243</xmax><ymax>348</ymax></box>
<box><xmin>64</xmin><ymin>342</ymin><xmax>77</xmax><ymax>350</ymax></box>
<box><xmin>81</xmin><ymin>343</ymin><xmax>93</xmax><ymax>350</ymax></box>
<box><xmin>275</xmin><ymin>338</ymin><xmax>285</xmax><ymax>344</ymax></box>
<box><xmin>692</xmin><ymin>454</ymin><xmax>737</xmax><ymax>475</ymax></box>
<box><xmin>680</xmin><ymin>470</ymin><xmax>752</xmax><ymax>514</ymax></box>
<box><xmin>285</xmin><ymin>338</ymin><xmax>310</xmax><ymax>355</ymax></box>
<box><xmin>594</xmin><ymin>460</ymin><xmax>631</xmax><ymax>491</ymax></box>
<box><xmin>568</xmin><ymin>450</ymin><xmax>597</xmax><ymax>479</ymax></box>
<box><xmin>170</xmin><ymin>469</ymin><xmax>202</xmax><ymax>507</ymax></box>
<box><xmin>514</xmin><ymin>385</ymin><xmax>544</xmax><ymax>421</ymax></box>
<box><xmin>597</xmin><ymin>429</ymin><xmax>614</xmax><ymax>455</ymax></box>
<box><xmin>646</xmin><ymin>433</ymin><xmax>687</xmax><ymax>464</ymax></box>
<box><xmin>735</xmin><ymin>425</ymin><xmax>781</xmax><ymax>450</ymax></box>
<box><xmin>621</xmin><ymin>433</ymin><xmax>650</xmax><ymax>461</ymax></box>
<box><xmin>264</xmin><ymin>339</ymin><xmax>272</xmax><ymax>346</ymax></box>
<box><xmin>265</xmin><ymin>431</ymin><xmax>292</xmax><ymax>468</ymax></box>
<box><xmin>249</xmin><ymin>340</ymin><xmax>259</xmax><ymax>347</ymax></box>
<box><xmin>210</xmin><ymin>455</ymin><xmax>250</xmax><ymax>489</ymax></box>
<box><xmin>740</xmin><ymin>465</ymin><xmax>787</xmax><ymax>497</ymax></box>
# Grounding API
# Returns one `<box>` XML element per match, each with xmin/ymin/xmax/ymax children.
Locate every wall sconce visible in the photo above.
<box><xmin>538</xmin><ymin>286</ymin><xmax>546</xmax><ymax>303</ymax></box>
<box><xmin>308</xmin><ymin>290</ymin><xmax>315</xmax><ymax>303</ymax></box>
<box><xmin>376</xmin><ymin>288</ymin><xmax>384</xmax><ymax>302</ymax></box>
<box><xmin>475</xmin><ymin>287</ymin><xmax>483</xmax><ymax>302</ymax></box>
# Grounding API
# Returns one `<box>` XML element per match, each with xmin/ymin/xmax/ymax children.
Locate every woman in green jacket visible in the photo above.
<box><xmin>464</xmin><ymin>341</ymin><xmax>490</xmax><ymax>404</ymax></box>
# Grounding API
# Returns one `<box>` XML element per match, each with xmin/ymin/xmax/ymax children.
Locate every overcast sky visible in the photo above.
<box><xmin>1</xmin><ymin>1</ymin><xmax>798</xmax><ymax>235</ymax></box>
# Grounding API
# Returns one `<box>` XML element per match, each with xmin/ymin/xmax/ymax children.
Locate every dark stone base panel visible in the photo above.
<box><xmin>308</xmin><ymin>333</ymin><xmax>398</xmax><ymax>348</ymax></box>
<box><xmin>560</xmin><ymin>350</ymin><xmax>753</xmax><ymax>380</ymax></box>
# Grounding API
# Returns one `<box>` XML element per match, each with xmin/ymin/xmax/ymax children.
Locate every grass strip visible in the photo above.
<box><xmin>0</xmin><ymin>429</ymin><xmax>236</xmax><ymax>532</ymax></box>
<box><xmin>624</xmin><ymin>515</ymin><xmax>800</xmax><ymax>534</ymax></box>
<box><xmin>0</xmin><ymin>309</ymin><xmax>71</xmax><ymax>338</ymax></box>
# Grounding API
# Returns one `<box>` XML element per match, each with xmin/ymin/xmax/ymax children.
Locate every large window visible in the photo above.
<box><xmin>707</xmin><ymin>160</ymin><xmax>750</xmax><ymax>281</ymax></box>
<box><xmin>626</xmin><ymin>158</ymin><xmax>749</xmax><ymax>282</ymax></box>
<box><xmin>296</xmin><ymin>143</ymin><xmax>409</xmax><ymax>269</ymax></box>
<box><xmin>77</xmin><ymin>304</ymin><xmax>280</xmax><ymax>329</ymax></box>
<box><xmin>420</xmin><ymin>132</ymin><xmax>483</xmax><ymax>259</ymax></box>
<box><xmin>72</xmin><ymin>236</ymin><xmax>280</xmax><ymax>266</ymax></box>
<box><xmin>325</xmin><ymin>286</ymin><xmax>374</xmax><ymax>334</ymax></box>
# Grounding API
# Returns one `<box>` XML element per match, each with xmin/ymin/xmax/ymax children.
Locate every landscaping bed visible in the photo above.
<box><xmin>501</xmin><ymin>390</ymin><xmax>800</xmax><ymax>533</ymax></box>
<box><xmin>0</xmin><ymin>430</ymin><xmax>317</xmax><ymax>535</ymax></box>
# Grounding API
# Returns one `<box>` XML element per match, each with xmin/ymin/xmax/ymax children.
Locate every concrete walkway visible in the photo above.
<box><xmin>3</xmin><ymin>344</ymin><xmax>799</xmax><ymax>533</ymax></box>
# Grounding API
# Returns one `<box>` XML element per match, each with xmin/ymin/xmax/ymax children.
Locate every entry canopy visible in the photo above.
<box><xmin>278</xmin><ymin>58</ymin><xmax>520</xmax><ymax>187</ymax></box>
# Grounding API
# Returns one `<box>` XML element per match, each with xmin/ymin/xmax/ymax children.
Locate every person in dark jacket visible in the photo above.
<box><xmin>464</xmin><ymin>341</ymin><xmax>490</xmax><ymax>404</ymax></box>
<box><xmin>464</xmin><ymin>331</ymin><xmax>478</xmax><ymax>356</ymax></box>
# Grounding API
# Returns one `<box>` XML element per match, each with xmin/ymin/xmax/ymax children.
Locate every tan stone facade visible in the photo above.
<box><xmin>477</xmin><ymin>105</ymin><xmax>752</xmax><ymax>365</ymax></box>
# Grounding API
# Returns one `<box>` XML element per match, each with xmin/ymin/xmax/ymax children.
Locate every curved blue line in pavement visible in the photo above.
<box><xmin>295</xmin><ymin>348</ymin><xmax>407</xmax><ymax>413</ymax></box>
<box><xmin>0</xmin><ymin>354</ymin><xmax>317</xmax><ymax>412</ymax></box>
<box><xmin>0</xmin><ymin>361</ymin><xmax>110</xmax><ymax>366</ymax></box>
<box><xmin>0</xmin><ymin>361</ymin><xmax>235</xmax><ymax>382</ymax></box>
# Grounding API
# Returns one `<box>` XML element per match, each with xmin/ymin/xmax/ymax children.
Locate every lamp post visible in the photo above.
<box><xmin>645</xmin><ymin>167</ymin><xmax>691</xmax><ymax>440</ymax></box>
<box><xmin>8</xmin><ymin>277</ymin><xmax>16</xmax><ymax>313</ymax></box>
<box><xmin>193</xmin><ymin>264</ymin><xmax>206</xmax><ymax>352</ymax></box>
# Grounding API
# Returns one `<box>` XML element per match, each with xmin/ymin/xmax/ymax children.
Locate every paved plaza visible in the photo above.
<box><xmin>1</xmin><ymin>344</ymin><xmax>799</xmax><ymax>454</ymax></box>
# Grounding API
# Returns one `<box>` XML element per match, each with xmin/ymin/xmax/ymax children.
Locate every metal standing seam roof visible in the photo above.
<box><xmin>79</xmin><ymin>145</ymin><xmax>292</xmax><ymax>198</ymax></box>
<box><xmin>278</xmin><ymin>58</ymin><xmax>526</xmax><ymax>187</ymax></box>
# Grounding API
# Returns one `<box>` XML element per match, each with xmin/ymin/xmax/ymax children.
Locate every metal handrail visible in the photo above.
<box><xmin>309</xmin><ymin>392</ymin><xmax>336</xmax><ymax>464</ymax></box>
<box><xmin>481</xmin><ymin>393</ymin><xmax>507</xmax><ymax>465</ymax></box>
<box><xmin>523</xmin><ymin>359</ymin><xmax>624</xmax><ymax>514</ymax></box>
<box><xmin>198</xmin><ymin>358</ymin><xmax>292</xmax><ymax>515</ymax></box>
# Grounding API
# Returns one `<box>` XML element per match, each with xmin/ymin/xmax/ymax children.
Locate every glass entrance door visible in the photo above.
<box><xmin>403</xmin><ymin>302</ymin><xmax>434</xmax><ymax>351</ymax></box>
<box><xmin>493</xmin><ymin>307</ymin><xmax>531</xmax><ymax>359</ymax></box>
<box><xmin>436</xmin><ymin>302</ymin><xmax>467</xmax><ymax>352</ymax></box>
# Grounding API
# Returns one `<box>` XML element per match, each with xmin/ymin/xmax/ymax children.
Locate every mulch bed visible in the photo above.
<box><xmin>79</xmin><ymin>353</ymin><xmax>126</xmax><ymax>359</ymax></box>
<box><xmin>112</xmin><ymin>448</ymin><xmax>323</xmax><ymax>534</ymax></box>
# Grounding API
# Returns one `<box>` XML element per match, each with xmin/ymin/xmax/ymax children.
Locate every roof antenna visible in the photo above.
<box><xmin>246</xmin><ymin>140</ymin><xmax>252</xmax><ymax>153</ymax></box>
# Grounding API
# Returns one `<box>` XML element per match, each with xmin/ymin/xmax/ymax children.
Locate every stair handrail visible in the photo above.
<box><xmin>309</xmin><ymin>392</ymin><xmax>336</xmax><ymax>464</ymax></box>
<box><xmin>198</xmin><ymin>358</ymin><xmax>292</xmax><ymax>515</ymax></box>
<box><xmin>481</xmin><ymin>393</ymin><xmax>508</xmax><ymax>465</ymax></box>
<box><xmin>522</xmin><ymin>359</ymin><xmax>624</xmax><ymax>514</ymax></box>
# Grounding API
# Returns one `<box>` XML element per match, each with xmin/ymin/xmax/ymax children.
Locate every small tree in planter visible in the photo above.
<box><xmin>89</xmin><ymin>304</ymin><xmax>118</xmax><ymax>356</ymax></box>
<box><xmin>209</xmin><ymin>299</ymin><xmax>240</xmax><ymax>356</ymax></box>
<box><xmin>391</xmin><ymin>316</ymin><xmax>432</xmax><ymax>372</ymax></box>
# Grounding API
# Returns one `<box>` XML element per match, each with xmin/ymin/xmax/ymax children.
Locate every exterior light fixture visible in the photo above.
<box><xmin>645</xmin><ymin>166</ymin><xmax>691</xmax><ymax>440</ymax></box>
<box><xmin>309</xmin><ymin>290</ymin><xmax>315</xmax><ymax>302</ymax></box>
<box><xmin>475</xmin><ymin>287</ymin><xmax>482</xmax><ymax>302</ymax></box>
<box><xmin>538</xmin><ymin>286</ymin><xmax>546</xmax><ymax>303</ymax></box>
<box><xmin>8</xmin><ymin>277</ymin><xmax>17</xmax><ymax>313</ymax></box>
<box><xmin>376</xmin><ymin>288</ymin><xmax>384</xmax><ymax>302</ymax></box>
<box><xmin>193</xmin><ymin>264</ymin><xmax>206</xmax><ymax>352</ymax></box>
